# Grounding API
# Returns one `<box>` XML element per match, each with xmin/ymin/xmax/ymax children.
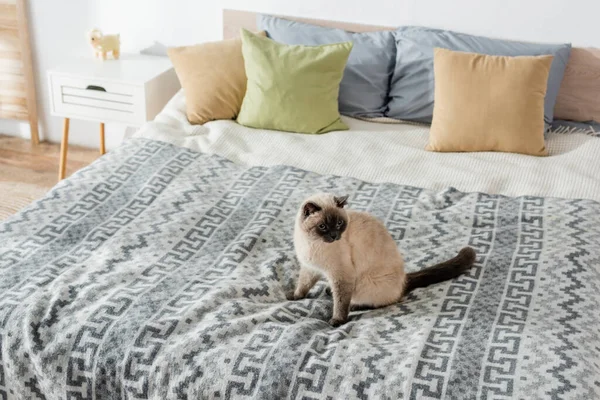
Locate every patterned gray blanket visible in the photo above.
<box><xmin>1</xmin><ymin>139</ymin><xmax>599</xmax><ymax>399</ymax></box>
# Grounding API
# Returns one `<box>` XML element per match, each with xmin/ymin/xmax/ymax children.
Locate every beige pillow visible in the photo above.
<box><xmin>554</xmin><ymin>47</ymin><xmax>600</xmax><ymax>123</ymax></box>
<box><xmin>168</xmin><ymin>32</ymin><xmax>266</xmax><ymax>125</ymax></box>
<box><xmin>427</xmin><ymin>48</ymin><xmax>553</xmax><ymax>156</ymax></box>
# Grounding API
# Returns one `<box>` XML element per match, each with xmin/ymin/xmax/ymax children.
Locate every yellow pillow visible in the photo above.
<box><xmin>427</xmin><ymin>48</ymin><xmax>553</xmax><ymax>156</ymax></box>
<box><xmin>167</xmin><ymin>32</ymin><xmax>266</xmax><ymax>125</ymax></box>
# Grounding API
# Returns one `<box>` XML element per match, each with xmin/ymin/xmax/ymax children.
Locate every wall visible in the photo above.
<box><xmin>1</xmin><ymin>0</ymin><xmax>599</xmax><ymax>150</ymax></box>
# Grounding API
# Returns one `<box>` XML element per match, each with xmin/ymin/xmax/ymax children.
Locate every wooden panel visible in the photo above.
<box><xmin>0</xmin><ymin>80</ymin><xmax>24</xmax><ymax>91</ymax></box>
<box><xmin>0</xmin><ymin>93</ymin><xmax>25</xmax><ymax>106</ymax></box>
<box><xmin>15</xmin><ymin>0</ymin><xmax>38</xmax><ymax>143</ymax></box>
<box><xmin>0</xmin><ymin>3</ymin><xmax>17</xmax><ymax>18</ymax></box>
<box><xmin>554</xmin><ymin>47</ymin><xmax>600</xmax><ymax>122</ymax></box>
<box><xmin>0</xmin><ymin>50</ymin><xmax>20</xmax><ymax>59</ymax></box>
<box><xmin>0</xmin><ymin>89</ymin><xmax>26</xmax><ymax>99</ymax></box>
<box><xmin>0</xmin><ymin>30</ymin><xmax>19</xmax><ymax>51</ymax></box>
<box><xmin>0</xmin><ymin>0</ymin><xmax>37</xmax><ymax>141</ymax></box>
<box><xmin>0</xmin><ymin>18</ymin><xmax>17</xmax><ymax>30</ymax></box>
<box><xmin>0</xmin><ymin>111</ymin><xmax>27</xmax><ymax>120</ymax></box>
<box><xmin>223</xmin><ymin>9</ymin><xmax>393</xmax><ymax>40</ymax></box>
<box><xmin>0</xmin><ymin>27</ymin><xmax>18</xmax><ymax>36</ymax></box>
<box><xmin>0</xmin><ymin>57</ymin><xmax>22</xmax><ymax>72</ymax></box>
<box><xmin>0</xmin><ymin>102</ymin><xmax>28</xmax><ymax>120</ymax></box>
<box><xmin>0</xmin><ymin>70</ymin><xmax>23</xmax><ymax>82</ymax></box>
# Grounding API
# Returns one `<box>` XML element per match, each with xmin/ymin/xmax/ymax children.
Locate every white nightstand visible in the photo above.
<box><xmin>48</xmin><ymin>54</ymin><xmax>180</xmax><ymax>180</ymax></box>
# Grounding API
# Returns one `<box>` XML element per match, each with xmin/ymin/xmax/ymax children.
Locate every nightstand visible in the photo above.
<box><xmin>48</xmin><ymin>54</ymin><xmax>180</xmax><ymax>180</ymax></box>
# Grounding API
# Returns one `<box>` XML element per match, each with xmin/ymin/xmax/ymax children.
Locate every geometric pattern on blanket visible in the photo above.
<box><xmin>0</xmin><ymin>139</ymin><xmax>599</xmax><ymax>399</ymax></box>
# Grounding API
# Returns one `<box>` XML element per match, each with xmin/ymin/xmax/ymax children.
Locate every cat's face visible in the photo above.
<box><xmin>300</xmin><ymin>194</ymin><xmax>349</xmax><ymax>243</ymax></box>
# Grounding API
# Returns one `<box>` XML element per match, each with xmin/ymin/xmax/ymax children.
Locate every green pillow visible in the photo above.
<box><xmin>237</xmin><ymin>29</ymin><xmax>352</xmax><ymax>134</ymax></box>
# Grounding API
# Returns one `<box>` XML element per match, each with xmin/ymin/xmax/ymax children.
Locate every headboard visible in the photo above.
<box><xmin>222</xmin><ymin>9</ymin><xmax>393</xmax><ymax>40</ymax></box>
<box><xmin>223</xmin><ymin>9</ymin><xmax>600</xmax><ymax>124</ymax></box>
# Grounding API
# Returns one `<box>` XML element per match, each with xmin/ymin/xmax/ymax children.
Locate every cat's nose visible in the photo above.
<box><xmin>330</xmin><ymin>232</ymin><xmax>340</xmax><ymax>241</ymax></box>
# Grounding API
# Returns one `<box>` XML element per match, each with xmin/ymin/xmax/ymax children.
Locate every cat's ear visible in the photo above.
<box><xmin>334</xmin><ymin>195</ymin><xmax>349</xmax><ymax>208</ymax></box>
<box><xmin>303</xmin><ymin>202</ymin><xmax>321</xmax><ymax>218</ymax></box>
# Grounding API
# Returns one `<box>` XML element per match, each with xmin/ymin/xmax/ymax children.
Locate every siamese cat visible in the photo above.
<box><xmin>292</xmin><ymin>193</ymin><xmax>476</xmax><ymax>326</ymax></box>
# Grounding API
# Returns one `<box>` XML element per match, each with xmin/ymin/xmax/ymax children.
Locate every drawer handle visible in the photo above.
<box><xmin>86</xmin><ymin>85</ymin><xmax>106</xmax><ymax>92</ymax></box>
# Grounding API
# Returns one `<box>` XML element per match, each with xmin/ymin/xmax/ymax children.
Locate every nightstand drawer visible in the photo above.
<box><xmin>50</xmin><ymin>75</ymin><xmax>145</xmax><ymax>124</ymax></box>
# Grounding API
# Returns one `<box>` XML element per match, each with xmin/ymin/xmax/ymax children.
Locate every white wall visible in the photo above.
<box><xmin>2</xmin><ymin>0</ymin><xmax>598</xmax><ymax>150</ymax></box>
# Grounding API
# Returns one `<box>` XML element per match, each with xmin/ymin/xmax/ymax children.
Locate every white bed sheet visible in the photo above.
<box><xmin>133</xmin><ymin>91</ymin><xmax>600</xmax><ymax>201</ymax></box>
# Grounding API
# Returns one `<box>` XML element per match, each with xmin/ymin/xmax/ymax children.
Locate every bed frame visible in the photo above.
<box><xmin>222</xmin><ymin>9</ymin><xmax>392</xmax><ymax>40</ymax></box>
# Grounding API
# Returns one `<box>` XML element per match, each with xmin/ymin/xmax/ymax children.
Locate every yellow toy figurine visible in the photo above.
<box><xmin>87</xmin><ymin>28</ymin><xmax>120</xmax><ymax>60</ymax></box>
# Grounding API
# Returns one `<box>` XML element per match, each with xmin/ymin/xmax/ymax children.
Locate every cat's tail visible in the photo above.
<box><xmin>403</xmin><ymin>247</ymin><xmax>476</xmax><ymax>295</ymax></box>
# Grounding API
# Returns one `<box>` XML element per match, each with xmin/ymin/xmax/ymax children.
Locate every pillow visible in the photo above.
<box><xmin>237</xmin><ymin>29</ymin><xmax>352</xmax><ymax>134</ymax></box>
<box><xmin>554</xmin><ymin>47</ymin><xmax>600</xmax><ymax>123</ymax></box>
<box><xmin>427</xmin><ymin>48</ymin><xmax>552</xmax><ymax>156</ymax></box>
<box><xmin>167</xmin><ymin>31</ymin><xmax>266</xmax><ymax>125</ymax></box>
<box><xmin>387</xmin><ymin>26</ymin><xmax>571</xmax><ymax>124</ymax></box>
<box><xmin>258</xmin><ymin>14</ymin><xmax>395</xmax><ymax>118</ymax></box>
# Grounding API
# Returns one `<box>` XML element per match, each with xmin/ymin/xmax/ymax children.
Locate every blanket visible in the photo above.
<box><xmin>1</xmin><ymin>139</ymin><xmax>599</xmax><ymax>399</ymax></box>
<box><xmin>133</xmin><ymin>91</ymin><xmax>600</xmax><ymax>201</ymax></box>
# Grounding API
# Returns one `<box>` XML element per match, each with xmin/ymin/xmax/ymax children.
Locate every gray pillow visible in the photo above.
<box><xmin>387</xmin><ymin>26</ymin><xmax>572</xmax><ymax>124</ymax></box>
<box><xmin>258</xmin><ymin>15</ymin><xmax>396</xmax><ymax>118</ymax></box>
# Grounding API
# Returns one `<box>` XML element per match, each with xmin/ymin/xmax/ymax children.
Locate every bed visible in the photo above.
<box><xmin>1</xmin><ymin>11</ymin><xmax>600</xmax><ymax>400</ymax></box>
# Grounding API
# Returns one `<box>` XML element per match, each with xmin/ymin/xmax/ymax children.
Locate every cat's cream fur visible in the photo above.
<box><xmin>293</xmin><ymin>193</ymin><xmax>475</xmax><ymax>326</ymax></box>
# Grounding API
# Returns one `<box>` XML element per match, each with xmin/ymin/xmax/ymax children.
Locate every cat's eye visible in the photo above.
<box><xmin>318</xmin><ymin>224</ymin><xmax>327</xmax><ymax>230</ymax></box>
<box><xmin>336</xmin><ymin>220</ymin><xmax>343</xmax><ymax>227</ymax></box>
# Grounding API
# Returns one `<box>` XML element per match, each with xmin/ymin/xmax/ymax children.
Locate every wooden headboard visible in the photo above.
<box><xmin>223</xmin><ymin>9</ymin><xmax>393</xmax><ymax>40</ymax></box>
<box><xmin>223</xmin><ymin>9</ymin><xmax>600</xmax><ymax>124</ymax></box>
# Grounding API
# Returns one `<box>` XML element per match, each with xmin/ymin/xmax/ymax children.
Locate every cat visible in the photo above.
<box><xmin>291</xmin><ymin>192</ymin><xmax>476</xmax><ymax>327</ymax></box>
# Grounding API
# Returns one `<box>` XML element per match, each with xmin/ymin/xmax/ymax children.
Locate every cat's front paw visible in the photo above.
<box><xmin>328</xmin><ymin>317</ymin><xmax>347</xmax><ymax>327</ymax></box>
<box><xmin>287</xmin><ymin>292</ymin><xmax>304</xmax><ymax>301</ymax></box>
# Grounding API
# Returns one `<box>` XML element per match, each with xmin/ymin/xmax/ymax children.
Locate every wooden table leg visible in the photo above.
<box><xmin>58</xmin><ymin>118</ymin><xmax>69</xmax><ymax>180</ymax></box>
<box><xmin>99</xmin><ymin>122</ymin><xmax>105</xmax><ymax>155</ymax></box>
